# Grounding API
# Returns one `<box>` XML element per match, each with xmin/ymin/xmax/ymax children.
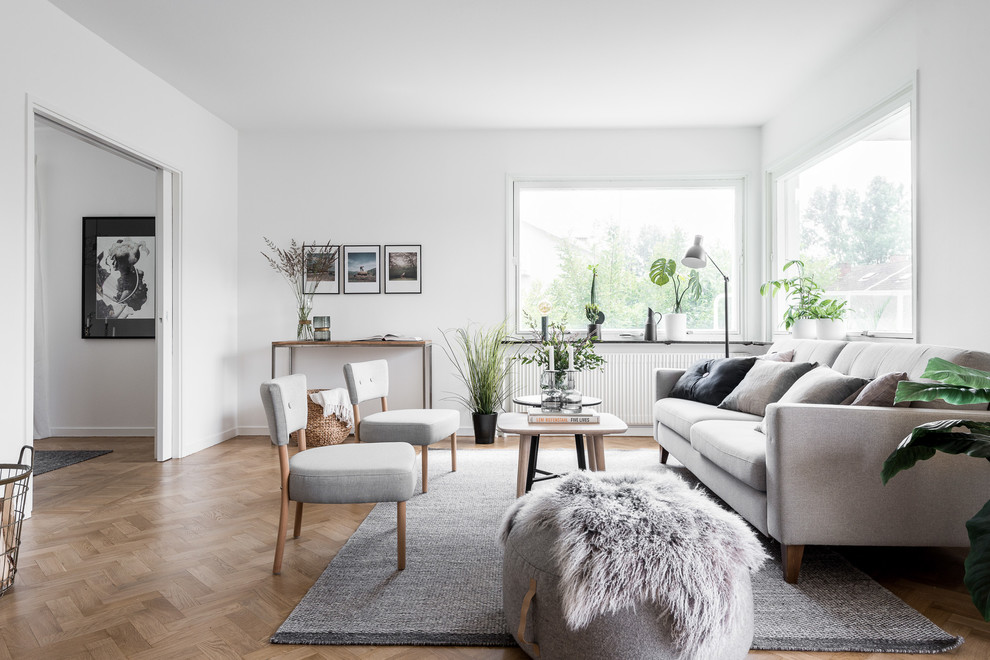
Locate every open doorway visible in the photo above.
<box><xmin>27</xmin><ymin>107</ymin><xmax>180</xmax><ymax>476</ymax></box>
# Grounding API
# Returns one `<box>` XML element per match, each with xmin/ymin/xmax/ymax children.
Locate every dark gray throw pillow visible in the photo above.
<box><xmin>718</xmin><ymin>360</ymin><xmax>817</xmax><ymax>416</ymax></box>
<box><xmin>669</xmin><ymin>356</ymin><xmax>759</xmax><ymax>406</ymax></box>
<box><xmin>755</xmin><ymin>365</ymin><xmax>869</xmax><ymax>433</ymax></box>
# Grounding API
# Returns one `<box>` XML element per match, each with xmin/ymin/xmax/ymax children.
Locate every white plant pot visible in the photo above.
<box><xmin>791</xmin><ymin>318</ymin><xmax>817</xmax><ymax>339</ymax></box>
<box><xmin>663</xmin><ymin>313</ymin><xmax>688</xmax><ymax>341</ymax></box>
<box><xmin>816</xmin><ymin>318</ymin><xmax>847</xmax><ymax>340</ymax></box>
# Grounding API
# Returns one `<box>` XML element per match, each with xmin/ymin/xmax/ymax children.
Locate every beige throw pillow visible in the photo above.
<box><xmin>757</xmin><ymin>350</ymin><xmax>795</xmax><ymax>362</ymax></box>
<box><xmin>718</xmin><ymin>360</ymin><xmax>816</xmax><ymax>416</ymax></box>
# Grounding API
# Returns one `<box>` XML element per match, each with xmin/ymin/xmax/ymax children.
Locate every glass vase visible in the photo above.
<box><xmin>297</xmin><ymin>305</ymin><xmax>314</xmax><ymax>341</ymax></box>
<box><xmin>540</xmin><ymin>370</ymin><xmax>575</xmax><ymax>413</ymax></box>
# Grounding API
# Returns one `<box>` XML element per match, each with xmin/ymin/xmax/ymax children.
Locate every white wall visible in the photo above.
<box><xmin>237</xmin><ymin>128</ymin><xmax>762</xmax><ymax>434</ymax></box>
<box><xmin>914</xmin><ymin>0</ymin><xmax>990</xmax><ymax>350</ymax></box>
<box><xmin>761</xmin><ymin>0</ymin><xmax>990</xmax><ymax>352</ymax></box>
<box><xmin>35</xmin><ymin>125</ymin><xmax>157</xmax><ymax>437</ymax></box>
<box><xmin>0</xmin><ymin>0</ymin><xmax>239</xmax><ymax>462</ymax></box>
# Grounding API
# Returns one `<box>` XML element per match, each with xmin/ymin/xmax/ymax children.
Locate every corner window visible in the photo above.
<box><xmin>510</xmin><ymin>179</ymin><xmax>742</xmax><ymax>337</ymax></box>
<box><xmin>772</xmin><ymin>101</ymin><xmax>913</xmax><ymax>336</ymax></box>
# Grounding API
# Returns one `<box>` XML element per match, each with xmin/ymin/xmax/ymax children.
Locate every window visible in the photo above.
<box><xmin>772</xmin><ymin>101</ymin><xmax>913</xmax><ymax>336</ymax></box>
<box><xmin>510</xmin><ymin>179</ymin><xmax>742</xmax><ymax>337</ymax></box>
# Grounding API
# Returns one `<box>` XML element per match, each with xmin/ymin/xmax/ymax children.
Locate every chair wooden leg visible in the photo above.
<box><xmin>782</xmin><ymin>544</ymin><xmax>805</xmax><ymax>583</ymax></box>
<box><xmin>293</xmin><ymin>502</ymin><xmax>304</xmax><ymax>538</ymax></box>
<box><xmin>450</xmin><ymin>432</ymin><xmax>457</xmax><ymax>471</ymax></box>
<box><xmin>273</xmin><ymin>490</ymin><xmax>290</xmax><ymax>575</ymax></box>
<box><xmin>660</xmin><ymin>445</ymin><xmax>669</xmax><ymax>464</ymax></box>
<box><xmin>421</xmin><ymin>446</ymin><xmax>429</xmax><ymax>493</ymax></box>
<box><xmin>397</xmin><ymin>501</ymin><xmax>407</xmax><ymax>570</ymax></box>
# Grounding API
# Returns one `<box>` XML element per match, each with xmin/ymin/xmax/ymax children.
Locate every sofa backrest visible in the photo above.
<box><xmin>766</xmin><ymin>338</ymin><xmax>990</xmax><ymax>411</ymax></box>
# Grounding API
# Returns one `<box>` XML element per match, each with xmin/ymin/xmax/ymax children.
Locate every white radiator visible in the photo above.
<box><xmin>508</xmin><ymin>352</ymin><xmax>721</xmax><ymax>426</ymax></box>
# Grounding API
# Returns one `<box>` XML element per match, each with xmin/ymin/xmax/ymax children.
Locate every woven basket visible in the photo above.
<box><xmin>291</xmin><ymin>389</ymin><xmax>352</xmax><ymax>447</ymax></box>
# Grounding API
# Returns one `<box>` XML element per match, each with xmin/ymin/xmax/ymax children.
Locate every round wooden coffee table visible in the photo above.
<box><xmin>496</xmin><ymin>411</ymin><xmax>628</xmax><ymax>497</ymax></box>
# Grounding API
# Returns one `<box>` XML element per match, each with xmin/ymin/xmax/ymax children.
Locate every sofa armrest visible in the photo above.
<box><xmin>764</xmin><ymin>403</ymin><xmax>990</xmax><ymax>547</ymax></box>
<box><xmin>654</xmin><ymin>368</ymin><xmax>685</xmax><ymax>401</ymax></box>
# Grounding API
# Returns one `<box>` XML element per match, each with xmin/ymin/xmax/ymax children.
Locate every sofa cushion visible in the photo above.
<box><xmin>718</xmin><ymin>361</ymin><xmax>817</xmax><ymax>416</ymax></box>
<box><xmin>766</xmin><ymin>339</ymin><xmax>846</xmax><ymax>367</ymax></box>
<box><xmin>757</xmin><ymin>349</ymin><xmax>794</xmax><ymax>362</ymax></box>
<box><xmin>691</xmin><ymin>421</ymin><xmax>768</xmax><ymax>492</ymax></box>
<box><xmin>669</xmin><ymin>356</ymin><xmax>758</xmax><ymax>406</ymax></box>
<box><xmin>655</xmin><ymin>398</ymin><xmax>762</xmax><ymax>440</ymax></box>
<box><xmin>754</xmin><ymin>366</ymin><xmax>868</xmax><ymax>433</ymax></box>
<box><xmin>841</xmin><ymin>371</ymin><xmax>910</xmax><ymax>407</ymax></box>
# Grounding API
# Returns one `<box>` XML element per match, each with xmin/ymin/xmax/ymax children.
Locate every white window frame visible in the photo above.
<box><xmin>763</xmin><ymin>81</ymin><xmax>917</xmax><ymax>340</ymax></box>
<box><xmin>506</xmin><ymin>175</ymin><xmax>747</xmax><ymax>341</ymax></box>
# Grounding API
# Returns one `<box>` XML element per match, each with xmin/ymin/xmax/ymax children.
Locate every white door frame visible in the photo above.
<box><xmin>25</xmin><ymin>97</ymin><xmax>182</xmax><ymax>462</ymax></box>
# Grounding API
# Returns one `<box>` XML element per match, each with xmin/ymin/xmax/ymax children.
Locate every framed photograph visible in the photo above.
<box><xmin>384</xmin><ymin>244</ymin><xmax>422</xmax><ymax>294</ymax></box>
<box><xmin>342</xmin><ymin>245</ymin><xmax>381</xmax><ymax>294</ymax></box>
<box><xmin>82</xmin><ymin>217</ymin><xmax>156</xmax><ymax>339</ymax></box>
<box><xmin>303</xmin><ymin>243</ymin><xmax>340</xmax><ymax>294</ymax></box>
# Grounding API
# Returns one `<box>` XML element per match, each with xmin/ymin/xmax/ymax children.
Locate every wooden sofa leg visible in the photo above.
<box><xmin>397</xmin><ymin>501</ymin><xmax>407</xmax><ymax>571</ymax></box>
<box><xmin>782</xmin><ymin>544</ymin><xmax>804</xmax><ymax>584</ymax></box>
<box><xmin>422</xmin><ymin>447</ymin><xmax>429</xmax><ymax>493</ymax></box>
<box><xmin>659</xmin><ymin>445</ymin><xmax>669</xmax><ymax>464</ymax></box>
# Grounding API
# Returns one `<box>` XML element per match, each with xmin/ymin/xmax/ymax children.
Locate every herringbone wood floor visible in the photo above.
<box><xmin>2</xmin><ymin>435</ymin><xmax>987</xmax><ymax>659</ymax></box>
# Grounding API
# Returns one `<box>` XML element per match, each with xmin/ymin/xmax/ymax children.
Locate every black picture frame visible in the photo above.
<box><xmin>302</xmin><ymin>243</ymin><xmax>340</xmax><ymax>294</ymax></box>
<box><xmin>384</xmin><ymin>244</ymin><xmax>422</xmax><ymax>294</ymax></box>
<box><xmin>82</xmin><ymin>217</ymin><xmax>156</xmax><ymax>339</ymax></box>
<box><xmin>342</xmin><ymin>245</ymin><xmax>381</xmax><ymax>294</ymax></box>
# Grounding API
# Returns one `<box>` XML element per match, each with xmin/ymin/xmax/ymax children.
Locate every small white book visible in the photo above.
<box><xmin>527</xmin><ymin>412</ymin><xmax>600</xmax><ymax>424</ymax></box>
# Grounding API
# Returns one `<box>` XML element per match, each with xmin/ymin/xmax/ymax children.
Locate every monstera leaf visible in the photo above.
<box><xmin>882</xmin><ymin>417</ymin><xmax>990</xmax><ymax>621</ymax></box>
<box><xmin>894</xmin><ymin>358</ymin><xmax>990</xmax><ymax>406</ymax></box>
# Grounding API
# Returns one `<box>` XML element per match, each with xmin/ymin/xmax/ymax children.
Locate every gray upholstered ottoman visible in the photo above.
<box><xmin>500</xmin><ymin>470</ymin><xmax>766</xmax><ymax>660</ymax></box>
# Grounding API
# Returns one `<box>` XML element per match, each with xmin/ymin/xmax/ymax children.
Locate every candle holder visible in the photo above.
<box><xmin>313</xmin><ymin>315</ymin><xmax>332</xmax><ymax>341</ymax></box>
<box><xmin>540</xmin><ymin>369</ymin><xmax>576</xmax><ymax>413</ymax></box>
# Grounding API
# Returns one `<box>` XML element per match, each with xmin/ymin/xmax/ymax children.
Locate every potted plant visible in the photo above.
<box><xmin>759</xmin><ymin>259</ymin><xmax>823</xmax><ymax>339</ymax></box>
<box><xmin>649</xmin><ymin>257</ymin><xmax>701</xmax><ymax>341</ymax></box>
<box><xmin>811</xmin><ymin>297</ymin><xmax>850</xmax><ymax>340</ymax></box>
<box><xmin>883</xmin><ymin>358</ymin><xmax>990</xmax><ymax>621</ymax></box>
<box><xmin>585</xmin><ymin>264</ymin><xmax>605</xmax><ymax>340</ymax></box>
<box><xmin>441</xmin><ymin>321</ymin><xmax>514</xmax><ymax>444</ymax></box>
<box><xmin>520</xmin><ymin>318</ymin><xmax>606</xmax><ymax>394</ymax></box>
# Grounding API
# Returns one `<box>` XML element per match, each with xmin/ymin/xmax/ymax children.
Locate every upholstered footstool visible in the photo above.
<box><xmin>500</xmin><ymin>470</ymin><xmax>766</xmax><ymax>660</ymax></box>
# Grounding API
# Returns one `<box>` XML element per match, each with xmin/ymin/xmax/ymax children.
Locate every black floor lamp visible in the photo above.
<box><xmin>682</xmin><ymin>235</ymin><xmax>730</xmax><ymax>358</ymax></box>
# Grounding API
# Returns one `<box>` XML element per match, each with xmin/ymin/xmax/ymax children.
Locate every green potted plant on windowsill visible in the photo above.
<box><xmin>585</xmin><ymin>264</ymin><xmax>605</xmax><ymax>340</ymax></box>
<box><xmin>882</xmin><ymin>358</ymin><xmax>990</xmax><ymax>621</ymax></box>
<box><xmin>810</xmin><ymin>297</ymin><xmax>850</xmax><ymax>340</ymax></box>
<box><xmin>649</xmin><ymin>257</ymin><xmax>701</xmax><ymax>341</ymax></box>
<box><xmin>441</xmin><ymin>321</ymin><xmax>514</xmax><ymax>444</ymax></box>
<box><xmin>760</xmin><ymin>259</ymin><xmax>824</xmax><ymax>339</ymax></box>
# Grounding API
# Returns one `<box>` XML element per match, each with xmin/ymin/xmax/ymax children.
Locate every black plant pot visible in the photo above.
<box><xmin>472</xmin><ymin>412</ymin><xmax>498</xmax><ymax>444</ymax></box>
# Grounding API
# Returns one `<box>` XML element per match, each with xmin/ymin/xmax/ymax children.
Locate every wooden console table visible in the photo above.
<box><xmin>270</xmin><ymin>340</ymin><xmax>433</xmax><ymax>408</ymax></box>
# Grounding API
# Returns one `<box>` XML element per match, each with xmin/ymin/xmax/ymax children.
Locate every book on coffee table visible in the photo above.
<box><xmin>527</xmin><ymin>412</ymin><xmax>600</xmax><ymax>424</ymax></box>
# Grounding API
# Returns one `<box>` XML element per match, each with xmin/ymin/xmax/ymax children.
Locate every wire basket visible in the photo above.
<box><xmin>1</xmin><ymin>446</ymin><xmax>33</xmax><ymax>598</ymax></box>
<box><xmin>290</xmin><ymin>390</ymin><xmax>352</xmax><ymax>447</ymax></box>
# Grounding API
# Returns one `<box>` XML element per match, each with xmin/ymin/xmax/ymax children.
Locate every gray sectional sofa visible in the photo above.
<box><xmin>653</xmin><ymin>338</ymin><xmax>990</xmax><ymax>582</ymax></box>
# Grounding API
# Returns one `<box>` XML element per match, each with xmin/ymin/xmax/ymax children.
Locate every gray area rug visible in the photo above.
<box><xmin>272</xmin><ymin>449</ymin><xmax>962</xmax><ymax>653</ymax></box>
<box><xmin>34</xmin><ymin>450</ymin><xmax>112</xmax><ymax>475</ymax></box>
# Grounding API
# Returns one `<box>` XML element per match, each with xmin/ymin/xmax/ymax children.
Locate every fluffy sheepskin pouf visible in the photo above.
<box><xmin>500</xmin><ymin>469</ymin><xmax>766</xmax><ymax>660</ymax></box>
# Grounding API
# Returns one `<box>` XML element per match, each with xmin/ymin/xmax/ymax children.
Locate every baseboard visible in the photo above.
<box><xmin>238</xmin><ymin>425</ymin><xmax>271</xmax><ymax>437</ymax></box>
<box><xmin>180</xmin><ymin>426</ymin><xmax>238</xmax><ymax>457</ymax></box>
<box><xmin>47</xmin><ymin>427</ymin><xmax>155</xmax><ymax>438</ymax></box>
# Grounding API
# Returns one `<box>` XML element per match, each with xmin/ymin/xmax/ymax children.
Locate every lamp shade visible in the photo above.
<box><xmin>682</xmin><ymin>235</ymin><xmax>708</xmax><ymax>269</ymax></box>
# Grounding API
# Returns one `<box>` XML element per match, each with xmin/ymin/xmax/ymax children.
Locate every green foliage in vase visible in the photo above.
<box><xmin>440</xmin><ymin>322</ymin><xmax>514</xmax><ymax>415</ymax></box>
<box><xmin>519</xmin><ymin>316</ymin><xmax>606</xmax><ymax>373</ymax></box>
<box><xmin>649</xmin><ymin>257</ymin><xmax>701</xmax><ymax>314</ymax></box>
<box><xmin>759</xmin><ymin>259</ymin><xmax>825</xmax><ymax>330</ymax></box>
<box><xmin>585</xmin><ymin>264</ymin><xmax>605</xmax><ymax>324</ymax></box>
<box><xmin>882</xmin><ymin>358</ymin><xmax>990</xmax><ymax>621</ymax></box>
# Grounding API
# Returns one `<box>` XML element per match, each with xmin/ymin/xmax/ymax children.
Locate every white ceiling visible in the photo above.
<box><xmin>48</xmin><ymin>0</ymin><xmax>908</xmax><ymax>132</ymax></box>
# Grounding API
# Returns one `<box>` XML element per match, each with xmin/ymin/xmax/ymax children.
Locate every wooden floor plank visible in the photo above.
<box><xmin>0</xmin><ymin>435</ymin><xmax>983</xmax><ymax>658</ymax></box>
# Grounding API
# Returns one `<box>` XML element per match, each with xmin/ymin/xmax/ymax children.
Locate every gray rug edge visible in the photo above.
<box><xmin>271</xmin><ymin>449</ymin><xmax>965</xmax><ymax>652</ymax></box>
<box><xmin>34</xmin><ymin>449</ymin><xmax>113</xmax><ymax>475</ymax></box>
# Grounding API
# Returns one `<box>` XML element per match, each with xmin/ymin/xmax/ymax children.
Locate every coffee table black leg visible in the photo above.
<box><xmin>574</xmin><ymin>434</ymin><xmax>587</xmax><ymax>470</ymax></box>
<box><xmin>525</xmin><ymin>435</ymin><xmax>540</xmax><ymax>493</ymax></box>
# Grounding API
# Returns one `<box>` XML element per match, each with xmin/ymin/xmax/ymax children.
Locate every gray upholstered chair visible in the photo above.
<box><xmin>260</xmin><ymin>374</ymin><xmax>416</xmax><ymax>575</ymax></box>
<box><xmin>343</xmin><ymin>359</ymin><xmax>459</xmax><ymax>493</ymax></box>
